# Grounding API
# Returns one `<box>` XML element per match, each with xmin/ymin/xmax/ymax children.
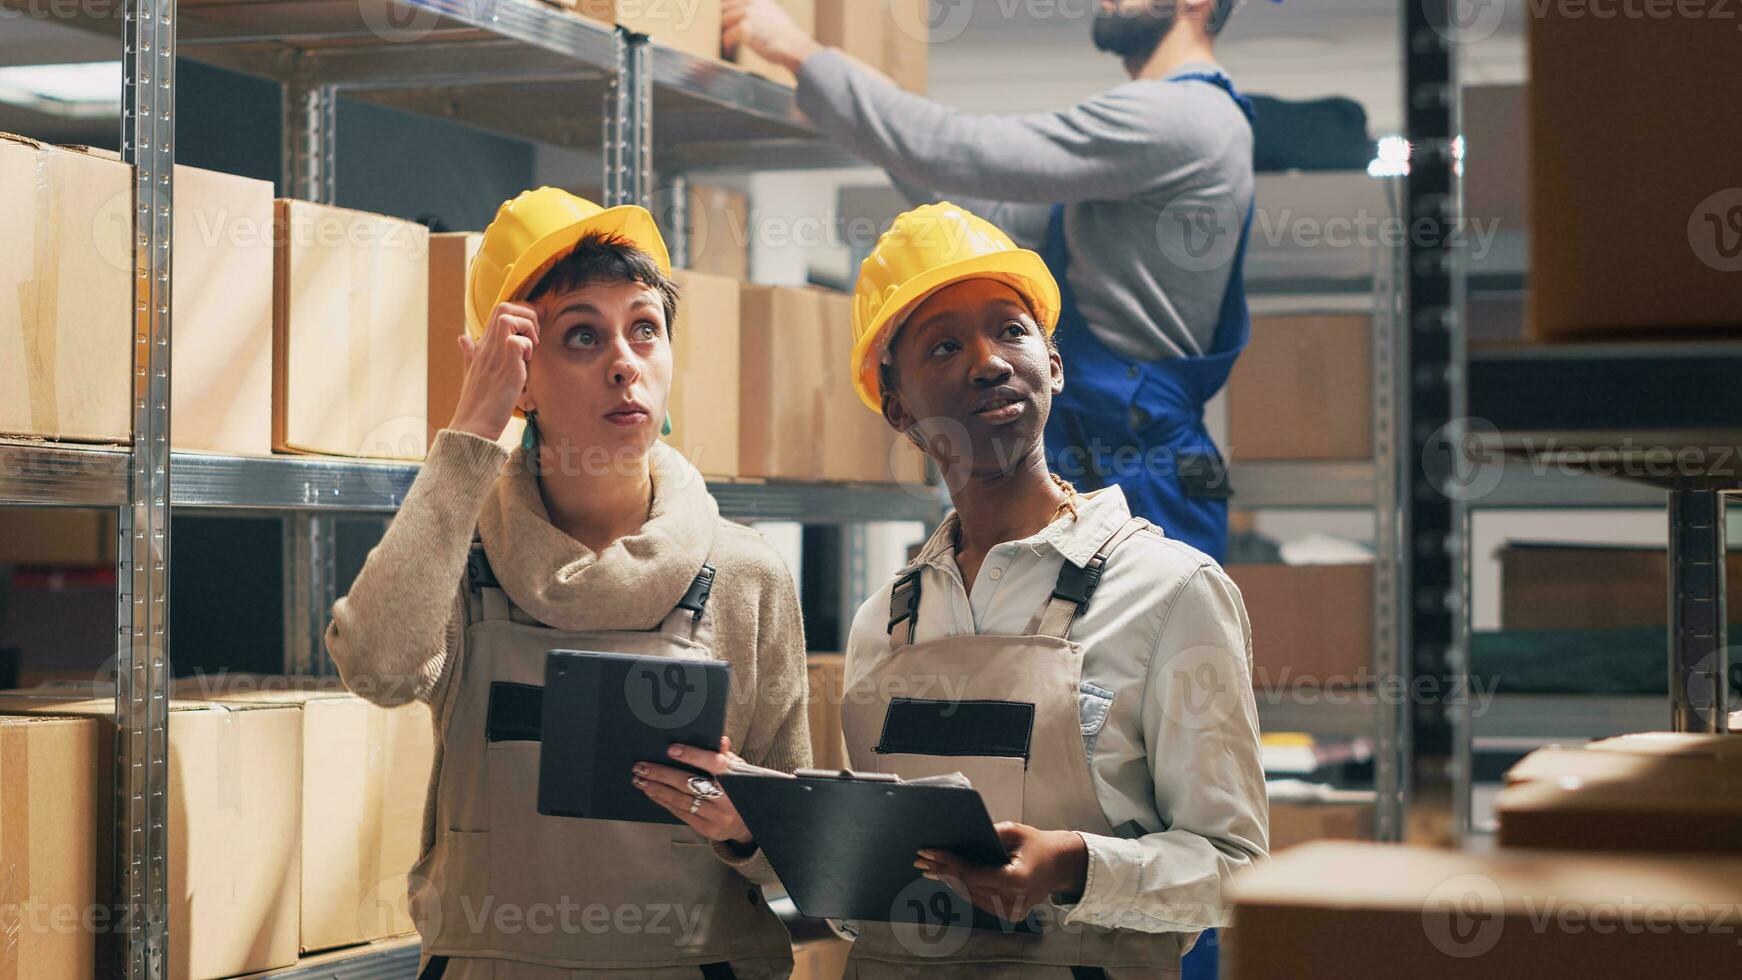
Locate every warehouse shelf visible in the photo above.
<box><xmin>246</xmin><ymin>936</ymin><xmax>420</xmax><ymax>979</ymax></box>
<box><xmin>0</xmin><ymin>442</ymin><xmax>943</xmax><ymax>521</ymax></box>
<box><xmin>1259</xmin><ymin>693</ymin><xmax>1667</xmax><ymax>742</ymax></box>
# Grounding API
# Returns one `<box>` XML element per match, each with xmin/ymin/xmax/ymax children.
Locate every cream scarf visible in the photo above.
<box><xmin>476</xmin><ymin>441</ymin><xmax>720</xmax><ymax>631</ymax></box>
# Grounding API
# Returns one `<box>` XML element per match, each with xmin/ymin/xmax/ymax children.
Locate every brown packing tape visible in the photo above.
<box><xmin>22</xmin><ymin>149</ymin><xmax>62</xmax><ymax>436</ymax></box>
<box><xmin>0</xmin><ymin>724</ymin><xmax>27</xmax><ymax>980</ymax></box>
<box><xmin>348</xmin><ymin>234</ymin><xmax>375</xmax><ymax>454</ymax></box>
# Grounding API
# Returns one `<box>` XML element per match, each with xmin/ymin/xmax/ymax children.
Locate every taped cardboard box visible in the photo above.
<box><xmin>1503</xmin><ymin>737</ymin><xmax>1742</xmax><ymax>788</ymax></box>
<box><xmin>1227</xmin><ymin>315</ymin><xmax>1371</xmax><ymax>461</ymax></box>
<box><xmin>174</xmin><ymin>165</ymin><xmax>276</xmax><ymax>456</ymax></box>
<box><xmin>814</xmin><ymin>0</ymin><xmax>927</xmax><ymax>94</ymax></box>
<box><xmin>274</xmin><ymin>199</ymin><xmax>429</xmax><ymax>460</ymax></box>
<box><xmin>1226</xmin><ymin>842</ymin><xmax>1742</xmax><ymax>979</ymax></box>
<box><xmin>0</xmin><ymin>694</ymin><xmax>300</xmax><ymax>980</ymax></box>
<box><xmin>1496</xmin><ymin>777</ymin><xmax>1742</xmax><ymax>855</ymax></box>
<box><xmin>0</xmin><ymin>508</ymin><xmax>117</xmax><ymax>567</ymax></box>
<box><xmin>806</xmin><ymin>654</ymin><xmax>846</xmax><ymax>772</ymax></box>
<box><xmin>426</xmin><ymin>232</ymin><xmax>524</xmax><ymax>452</ymax></box>
<box><xmin>1227</xmin><ymin>563</ymin><xmax>1372</xmax><ymax>689</ymax></box>
<box><xmin>1499</xmin><ymin>543</ymin><xmax>1742</xmax><ymax>631</ymax></box>
<box><xmin>816</xmin><ymin>288</ymin><xmax>898</xmax><ymax>484</ymax></box>
<box><xmin>576</xmin><ymin>0</ymin><xmax>723</xmax><ymax>62</ymax></box>
<box><xmin>0</xmin><ymin>134</ymin><xmax>132</xmax><ymax>444</ymax></box>
<box><xmin>0</xmin><ymin>715</ymin><xmax>100</xmax><ymax>978</ymax></box>
<box><xmin>726</xmin><ymin>0</ymin><xmax>813</xmax><ymax>86</ymax></box>
<box><xmin>172</xmin><ymin>674</ymin><xmax>435</xmax><ymax>953</ymax></box>
<box><xmin>668</xmin><ymin>269</ymin><xmax>743</xmax><ymax>478</ymax></box>
<box><xmin>1529</xmin><ymin>10</ymin><xmax>1742</xmax><ymax>339</ymax></box>
<box><xmin>1267</xmin><ymin>800</ymin><xmax>1373</xmax><ymax>853</ymax></box>
<box><xmin>740</xmin><ymin>285</ymin><xmax>828</xmax><ymax>480</ymax></box>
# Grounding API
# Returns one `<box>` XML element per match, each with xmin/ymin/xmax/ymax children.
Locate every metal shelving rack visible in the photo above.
<box><xmin>0</xmin><ymin>0</ymin><xmax>941</xmax><ymax>974</ymax></box>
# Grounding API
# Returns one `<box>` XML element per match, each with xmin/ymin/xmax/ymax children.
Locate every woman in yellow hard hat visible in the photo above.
<box><xmin>835</xmin><ymin>203</ymin><xmax>1267</xmax><ymax>979</ymax></box>
<box><xmin>326</xmin><ymin>188</ymin><xmax>808</xmax><ymax>979</ymax></box>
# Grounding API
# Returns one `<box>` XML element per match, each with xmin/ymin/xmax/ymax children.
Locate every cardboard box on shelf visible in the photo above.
<box><xmin>807</xmin><ymin>654</ymin><xmax>846</xmax><ymax>772</ymax></box>
<box><xmin>815</xmin><ymin>289</ymin><xmax>901</xmax><ymax>484</ymax></box>
<box><xmin>274</xmin><ymin>200</ymin><xmax>429</xmax><ymax>460</ymax></box>
<box><xmin>1226</xmin><ymin>841</ymin><xmax>1742</xmax><ymax>979</ymax></box>
<box><xmin>740</xmin><ymin>285</ymin><xmax>828</xmax><ymax>480</ymax></box>
<box><xmin>814</xmin><ymin>0</ymin><xmax>927</xmax><ymax>94</ymax></box>
<box><xmin>686</xmin><ymin>184</ymin><xmax>751</xmax><ymax>281</ymax></box>
<box><xmin>1503</xmin><ymin>745</ymin><xmax>1726</xmax><ymax>788</ymax></box>
<box><xmin>1587</xmin><ymin>731</ymin><xmax>1742</xmax><ymax>765</ymax></box>
<box><xmin>791</xmin><ymin>936</ymin><xmax>850</xmax><ymax>980</ymax></box>
<box><xmin>174</xmin><ymin>165</ymin><xmax>276</xmax><ymax>456</ymax></box>
<box><xmin>577</xmin><ymin>0</ymin><xmax>723</xmax><ymax>62</ymax></box>
<box><xmin>1496</xmin><ymin>777</ymin><xmax>1742</xmax><ymax>854</ymax></box>
<box><xmin>1498</xmin><ymin>543</ymin><xmax>1742</xmax><ymax>631</ymax></box>
<box><xmin>425</xmin><ymin>232</ymin><xmax>525</xmax><ymax>452</ymax></box>
<box><xmin>0</xmin><ymin>715</ymin><xmax>101</xmax><ymax>978</ymax></box>
<box><xmin>727</xmin><ymin>0</ymin><xmax>814</xmax><ymax>86</ymax></box>
<box><xmin>172</xmin><ymin>674</ymin><xmax>435</xmax><ymax>953</ymax></box>
<box><xmin>1226</xmin><ymin>563</ymin><xmax>1372</xmax><ymax>688</ymax></box>
<box><xmin>1528</xmin><ymin>11</ymin><xmax>1742</xmax><ymax>340</ymax></box>
<box><xmin>0</xmin><ymin>134</ymin><xmax>132</xmax><ymax>444</ymax></box>
<box><xmin>667</xmin><ymin>270</ymin><xmax>743</xmax><ymax>478</ymax></box>
<box><xmin>1227</xmin><ymin>315</ymin><xmax>1371</xmax><ymax>461</ymax></box>
<box><xmin>0</xmin><ymin>509</ymin><xmax>117</xmax><ymax>567</ymax></box>
<box><xmin>1267</xmin><ymin>800</ymin><xmax>1374</xmax><ymax>853</ymax></box>
<box><xmin>0</xmin><ymin>694</ymin><xmax>300</xmax><ymax>980</ymax></box>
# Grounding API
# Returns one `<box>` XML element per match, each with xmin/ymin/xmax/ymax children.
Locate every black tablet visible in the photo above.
<box><xmin>721</xmin><ymin>770</ymin><xmax>1035</xmax><ymax>932</ymax></box>
<box><xmin>537</xmin><ymin>650</ymin><xmax>731</xmax><ymax>825</ymax></box>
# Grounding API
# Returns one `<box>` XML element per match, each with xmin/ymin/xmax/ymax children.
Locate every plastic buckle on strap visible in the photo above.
<box><xmin>1051</xmin><ymin>555</ymin><xmax>1106</xmax><ymax>612</ymax></box>
<box><xmin>677</xmin><ymin>563</ymin><xmax>716</xmax><ymax>621</ymax></box>
<box><xmin>887</xmin><ymin>569</ymin><xmax>922</xmax><ymax>637</ymax></box>
<box><xmin>466</xmin><ymin>545</ymin><xmax>498</xmax><ymax>592</ymax></box>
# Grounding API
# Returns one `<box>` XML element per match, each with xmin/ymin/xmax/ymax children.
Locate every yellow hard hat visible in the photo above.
<box><xmin>850</xmin><ymin>202</ymin><xmax>1061</xmax><ymax>413</ymax></box>
<box><xmin>466</xmin><ymin>187</ymin><xmax>672</xmax><ymax>339</ymax></box>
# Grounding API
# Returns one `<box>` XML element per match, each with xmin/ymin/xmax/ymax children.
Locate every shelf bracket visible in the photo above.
<box><xmin>603</xmin><ymin>27</ymin><xmax>653</xmax><ymax>207</ymax></box>
<box><xmin>1669</xmin><ymin>489</ymin><xmax>1731</xmax><ymax>733</ymax></box>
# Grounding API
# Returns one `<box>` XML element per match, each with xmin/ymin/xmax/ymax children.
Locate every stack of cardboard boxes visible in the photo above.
<box><xmin>0</xmin><ymin>679</ymin><xmax>433</xmax><ymax>978</ymax></box>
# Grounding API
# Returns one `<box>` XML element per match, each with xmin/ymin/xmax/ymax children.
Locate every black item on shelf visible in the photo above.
<box><xmin>1248</xmin><ymin>95</ymin><xmax>1373</xmax><ymax>173</ymax></box>
<box><xmin>0</xmin><ymin>647</ymin><xmax>18</xmax><ymax>691</ymax></box>
<box><xmin>1472</xmin><ymin>626</ymin><xmax>1742</xmax><ymax>696</ymax></box>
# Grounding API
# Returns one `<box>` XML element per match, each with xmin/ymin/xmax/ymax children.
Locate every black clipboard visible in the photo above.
<box><xmin>720</xmin><ymin>768</ymin><xmax>1041</xmax><ymax>933</ymax></box>
<box><xmin>537</xmin><ymin>650</ymin><xmax>730</xmax><ymax>824</ymax></box>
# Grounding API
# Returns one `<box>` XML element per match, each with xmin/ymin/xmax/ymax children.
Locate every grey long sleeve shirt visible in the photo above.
<box><xmin>795</xmin><ymin>49</ymin><xmax>1254</xmax><ymax>363</ymax></box>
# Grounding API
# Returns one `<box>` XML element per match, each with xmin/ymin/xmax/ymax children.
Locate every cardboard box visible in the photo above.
<box><xmin>0</xmin><ymin>715</ymin><xmax>101</xmax><ymax>977</ymax></box>
<box><xmin>174</xmin><ymin>165</ymin><xmax>275</xmax><ymax>456</ymax></box>
<box><xmin>1499</xmin><ymin>543</ymin><xmax>1742</xmax><ymax>631</ymax></box>
<box><xmin>1496</xmin><ymin>777</ymin><xmax>1742</xmax><ymax>855</ymax></box>
<box><xmin>273</xmin><ymin>199</ymin><xmax>429</xmax><ymax>460</ymax></box>
<box><xmin>1226</xmin><ymin>841</ymin><xmax>1742</xmax><ymax>979</ymax></box>
<box><xmin>1503</xmin><ymin>745</ymin><xmax>1726</xmax><ymax>788</ymax></box>
<box><xmin>0</xmin><ymin>509</ymin><xmax>117</xmax><ymax>567</ymax></box>
<box><xmin>1227</xmin><ymin>563</ymin><xmax>1372</xmax><ymax>688</ymax></box>
<box><xmin>1267</xmin><ymin>801</ymin><xmax>1373</xmax><ymax>852</ymax></box>
<box><xmin>686</xmin><ymin>184</ymin><xmax>751</xmax><ymax>281</ymax></box>
<box><xmin>728</xmin><ymin>0</ymin><xmax>814</xmax><ymax>86</ymax></box>
<box><xmin>667</xmin><ymin>270</ymin><xmax>743</xmax><ymax>478</ymax></box>
<box><xmin>0</xmin><ymin>135</ymin><xmax>132</xmax><ymax>443</ymax></box>
<box><xmin>816</xmin><ymin>289</ymin><xmax>895</xmax><ymax>484</ymax></box>
<box><xmin>814</xmin><ymin>0</ymin><xmax>927</xmax><ymax>94</ymax></box>
<box><xmin>806</xmin><ymin>654</ymin><xmax>846</xmax><ymax>772</ymax></box>
<box><xmin>1587</xmin><ymin>731</ymin><xmax>1742</xmax><ymax>765</ymax></box>
<box><xmin>791</xmin><ymin>936</ymin><xmax>850</xmax><ymax>980</ymax></box>
<box><xmin>577</xmin><ymin>0</ymin><xmax>723</xmax><ymax>62</ymax></box>
<box><xmin>740</xmin><ymin>285</ymin><xmax>829</xmax><ymax>480</ymax></box>
<box><xmin>0</xmin><ymin>694</ymin><xmax>300</xmax><ymax>980</ymax></box>
<box><xmin>425</xmin><ymin>232</ymin><xmax>526</xmax><ymax>453</ymax></box>
<box><xmin>172</xmin><ymin>675</ymin><xmax>434</xmax><ymax>953</ymax></box>
<box><xmin>1227</xmin><ymin>315</ymin><xmax>1371</xmax><ymax>461</ymax></box>
<box><xmin>1528</xmin><ymin>12</ymin><xmax>1742</xmax><ymax>339</ymax></box>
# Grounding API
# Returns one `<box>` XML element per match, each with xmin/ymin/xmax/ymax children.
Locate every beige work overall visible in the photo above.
<box><xmin>840</xmin><ymin>517</ymin><xmax>1183</xmax><ymax>980</ymax></box>
<box><xmin>410</xmin><ymin>547</ymin><xmax>795</xmax><ymax>980</ymax></box>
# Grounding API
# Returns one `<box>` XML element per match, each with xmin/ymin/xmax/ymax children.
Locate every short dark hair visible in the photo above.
<box><xmin>1207</xmin><ymin>0</ymin><xmax>1238</xmax><ymax>34</ymax></box>
<box><xmin>524</xmin><ymin>231</ymin><xmax>680</xmax><ymax>338</ymax></box>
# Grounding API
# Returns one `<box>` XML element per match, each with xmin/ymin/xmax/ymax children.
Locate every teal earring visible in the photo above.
<box><xmin>521</xmin><ymin>410</ymin><xmax>540</xmax><ymax>453</ymax></box>
<box><xmin>661</xmin><ymin>412</ymin><xmax>673</xmax><ymax>438</ymax></box>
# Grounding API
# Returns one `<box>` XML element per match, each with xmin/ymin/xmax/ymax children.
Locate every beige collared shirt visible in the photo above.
<box><xmin>846</xmin><ymin>486</ymin><xmax>1269</xmax><ymax>933</ymax></box>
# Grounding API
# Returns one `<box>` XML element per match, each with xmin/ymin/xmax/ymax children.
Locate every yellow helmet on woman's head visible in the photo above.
<box><xmin>466</xmin><ymin>187</ymin><xmax>672</xmax><ymax>340</ymax></box>
<box><xmin>849</xmin><ymin>202</ymin><xmax>1060</xmax><ymax>413</ymax></box>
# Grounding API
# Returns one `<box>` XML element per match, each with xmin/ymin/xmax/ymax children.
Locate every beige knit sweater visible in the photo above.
<box><xmin>325</xmin><ymin>429</ymin><xmax>812</xmax><ymax>882</ymax></box>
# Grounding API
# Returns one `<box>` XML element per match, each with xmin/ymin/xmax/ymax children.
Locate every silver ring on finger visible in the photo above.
<box><xmin>688</xmin><ymin>794</ymin><xmax>707</xmax><ymax>815</ymax></box>
<box><xmin>686</xmin><ymin>776</ymin><xmax>723</xmax><ymax>800</ymax></box>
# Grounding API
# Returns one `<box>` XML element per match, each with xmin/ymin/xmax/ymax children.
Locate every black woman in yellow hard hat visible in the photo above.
<box><xmin>327</xmin><ymin>188</ymin><xmax>808</xmax><ymax>979</ymax></box>
<box><xmin>835</xmin><ymin>202</ymin><xmax>1267</xmax><ymax>980</ymax></box>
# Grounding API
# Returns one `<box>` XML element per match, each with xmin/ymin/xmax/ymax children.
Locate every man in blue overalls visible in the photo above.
<box><xmin>727</xmin><ymin>1</ymin><xmax>1260</xmax><ymax>973</ymax></box>
<box><xmin>725</xmin><ymin>0</ymin><xmax>1258</xmax><ymax>566</ymax></box>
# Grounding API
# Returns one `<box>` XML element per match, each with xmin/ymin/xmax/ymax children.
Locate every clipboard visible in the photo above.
<box><xmin>720</xmin><ymin>767</ymin><xmax>1041</xmax><ymax>933</ymax></box>
<box><xmin>537</xmin><ymin>650</ymin><xmax>730</xmax><ymax>825</ymax></box>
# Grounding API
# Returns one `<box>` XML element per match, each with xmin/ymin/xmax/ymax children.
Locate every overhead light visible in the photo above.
<box><xmin>0</xmin><ymin>61</ymin><xmax>122</xmax><ymax>120</ymax></box>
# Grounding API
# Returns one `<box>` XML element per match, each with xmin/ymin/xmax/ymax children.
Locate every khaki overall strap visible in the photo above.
<box><xmin>464</xmin><ymin>540</ymin><xmax>514</xmax><ymax>624</ymax></box>
<box><xmin>1034</xmin><ymin>517</ymin><xmax>1153</xmax><ymax>641</ymax></box>
<box><xmin>656</xmin><ymin>562</ymin><xmax>716</xmax><ymax>642</ymax></box>
<box><xmin>886</xmin><ymin>567</ymin><xmax>924</xmax><ymax>650</ymax></box>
